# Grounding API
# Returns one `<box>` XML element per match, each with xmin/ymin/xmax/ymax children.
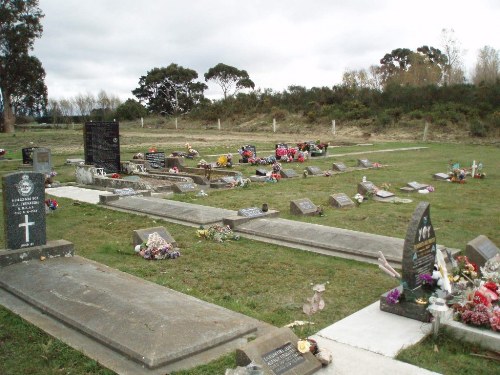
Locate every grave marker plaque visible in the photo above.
<box><xmin>433</xmin><ymin>173</ymin><xmax>449</xmax><ymax>180</ymax></box>
<box><xmin>256</xmin><ymin>168</ymin><xmax>268</xmax><ymax>176</ymax></box>
<box><xmin>402</xmin><ymin>202</ymin><xmax>437</xmax><ymax>289</ymax></box>
<box><xmin>172</xmin><ymin>182</ymin><xmax>199</xmax><ymax>193</ymax></box>
<box><xmin>465</xmin><ymin>235</ymin><xmax>499</xmax><ymax>270</ymax></box>
<box><xmin>375</xmin><ymin>190</ymin><xmax>395</xmax><ymax>198</ymax></box>
<box><xmin>357</xmin><ymin>159</ymin><xmax>373</xmax><ymax>168</ymax></box>
<box><xmin>133</xmin><ymin>226</ymin><xmax>177</xmax><ymax>247</ymax></box>
<box><xmin>145</xmin><ymin>152</ymin><xmax>165</xmax><ymax>169</ymax></box>
<box><xmin>3</xmin><ymin>172</ymin><xmax>46</xmax><ymax>250</ymax></box>
<box><xmin>32</xmin><ymin>147</ymin><xmax>52</xmax><ymax>175</ymax></box>
<box><xmin>330</xmin><ymin>193</ymin><xmax>355</xmax><ymax>208</ymax></box>
<box><xmin>306</xmin><ymin>166</ymin><xmax>323</xmax><ymax>175</ymax></box>
<box><xmin>332</xmin><ymin>162</ymin><xmax>347</xmax><ymax>172</ymax></box>
<box><xmin>290</xmin><ymin>198</ymin><xmax>317</xmax><ymax>216</ymax></box>
<box><xmin>84</xmin><ymin>121</ymin><xmax>120</xmax><ymax>173</ymax></box>
<box><xmin>280</xmin><ymin>169</ymin><xmax>298</xmax><ymax>178</ymax></box>
<box><xmin>238</xmin><ymin>207</ymin><xmax>265</xmax><ymax>218</ymax></box>
<box><xmin>357</xmin><ymin>181</ymin><xmax>377</xmax><ymax>196</ymax></box>
<box><xmin>407</xmin><ymin>181</ymin><xmax>429</xmax><ymax>190</ymax></box>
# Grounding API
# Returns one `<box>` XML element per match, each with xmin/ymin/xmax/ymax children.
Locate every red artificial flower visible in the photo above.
<box><xmin>472</xmin><ymin>290</ymin><xmax>490</xmax><ymax>307</ymax></box>
<box><xmin>484</xmin><ymin>281</ymin><xmax>499</xmax><ymax>294</ymax></box>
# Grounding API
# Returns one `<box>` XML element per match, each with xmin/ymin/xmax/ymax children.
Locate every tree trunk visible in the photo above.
<box><xmin>2</xmin><ymin>91</ymin><xmax>15</xmax><ymax>133</ymax></box>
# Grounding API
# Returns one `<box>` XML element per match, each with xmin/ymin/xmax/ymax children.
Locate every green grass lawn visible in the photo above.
<box><xmin>0</xmin><ymin>128</ymin><xmax>499</xmax><ymax>374</ymax></box>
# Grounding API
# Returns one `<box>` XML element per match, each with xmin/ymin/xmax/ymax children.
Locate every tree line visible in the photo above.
<box><xmin>1</xmin><ymin>1</ymin><xmax>499</xmax><ymax>135</ymax></box>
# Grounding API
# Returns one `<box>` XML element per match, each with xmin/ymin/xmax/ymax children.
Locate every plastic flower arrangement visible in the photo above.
<box><xmin>452</xmin><ymin>256</ymin><xmax>479</xmax><ymax>282</ymax></box>
<box><xmin>134</xmin><ymin>232</ymin><xmax>180</xmax><ymax>260</ymax></box>
<box><xmin>196</xmin><ymin>224</ymin><xmax>240</xmax><ymax>243</ymax></box>
<box><xmin>111</xmin><ymin>173</ymin><xmax>121</xmax><ymax>179</ymax></box>
<box><xmin>481</xmin><ymin>256</ymin><xmax>500</xmax><ymax>283</ymax></box>
<box><xmin>0</xmin><ymin>148</ymin><xmax>6</xmax><ymax>156</ymax></box>
<box><xmin>45</xmin><ymin>198</ymin><xmax>58</xmax><ymax>211</ymax></box>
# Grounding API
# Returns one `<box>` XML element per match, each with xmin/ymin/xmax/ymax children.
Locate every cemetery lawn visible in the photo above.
<box><xmin>0</xmin><ymin>128</ymin><xmax>499</xmax><ymax>374</ymax></box>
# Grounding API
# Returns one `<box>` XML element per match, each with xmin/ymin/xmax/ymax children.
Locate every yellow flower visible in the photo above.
<box><xmin>297</xmin><ymin>340</ymin><xmax>311</xmax><ymax>354</ymax></box>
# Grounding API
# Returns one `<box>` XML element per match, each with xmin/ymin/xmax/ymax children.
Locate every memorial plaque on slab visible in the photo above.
<box><xmin>402</xmin><ymin>202</ymin><xmax>437</xmax><ymax>289</ymax></box>
<box><xmin>330</xmin><ymin>193</ymin><xmax>355</xmax><ymax>208</ymax></box>
<box><xmin>221</xmin><ymin>176</ymin><xmax>237</xmax><ymax>184</ymax></box>
<box><xmin>133</xmin><ymin>226</ymin><xmax>177</xmax><ymax>247</ymax></box>
<box><xmin>3</xmin><ymin>172</ymin><xmax>46</xmax><ymax>250</ymax></box>
<box><xmin>238</xmin><ymin>207</ymin><xmax>265</xmax><ymax>218</ymax></box>
<box><xmin>375</xmin><ymin>190</ymin><xmax>395</xmax><ymax>198</ymax></box>
<box><xmin>400</xmin><ymin>186</ymin><xmax>416</xmax><ymax>193</ymax></box>
<box><xmin>145</xmin><ymin>152</ymin><xmax>165</xmax><ymax>169</ymax></box>
<box><xmin>32</xmin><ymin>147</ymin><xmax>52</xmax><ymax>175</ymax></box>
<box><xmin>433</xmin><ymin>173</ymin><xmax>449</xmax><ymax>180</ymax></box>
<box><xmin>306</xmin><ymin>166</ymin><xmax>322</xmax><ymax>175</ymax></box>
<box><xmin>280</xmin><ymin>169</ymin><xmax>298</xmax><ymax>178</ymax></box>
<box><xmin>84</xmin><ymin>121</ymin><xmax>120</xmax><ymax>173</ymax></box>
<box><xmin>290</xmin><ymin>198</ymin><xmax>317</xmax><ymax>216</ymax></box>
<box><xmin>172</xmin><ymin>182</ymin><xmax>198</xmax><ymax>193</ymax></box>
<box><xmin>332</xmin><ymin>162</ymin><xmax>347</xmax><ymax>172</ymax></box>
<box><xmin>357</xmin><ymin>159</ymin><xmax>373</xmax><ymax>168</ymax></box>
<box><xmin>236</xmin><ymin>327</ymin><xmax>321</xmax><ymax>375</ymax></box>
<box><xmin>22</xmin><ymin>147</ymin><xmax>35</xmax><ymax>165</ymax></box>
<box><xmin>465</xmin><ymin>235</ymin><xmax>499</xmax><ymax>270</ymax></box>
<box><xmin>357</xmin><ymin>181</ymin><xmax>377</xmax><ymax>196</ymax></box>
<box><xmin>256</xmin><ymin>168</ymin><xmax>268</xmax><ymax>176</ymax></box>
<box><xmin>407</xmin><ymin>181</ymin><xmax>428</xmax><ymax>190</ymax></box>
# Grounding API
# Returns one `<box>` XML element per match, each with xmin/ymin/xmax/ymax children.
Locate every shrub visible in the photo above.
<box><xmin>469</xmin><ymin>119</ymin><xmax>489</xmax><ymax>137</ymax></box>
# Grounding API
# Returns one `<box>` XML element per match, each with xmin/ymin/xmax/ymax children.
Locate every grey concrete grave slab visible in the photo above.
<box><xmin>104</xmin><ymin>196</ymin><xmax>236</xmax><ymax>226</ymax></box>
<box><xmin>0</xmin><ymin>256</ymin><xmax>270</xmax><ymax>370</ymax></box>
<box><xmin>46</xmin><ymin>186</ymin><xmax>113</xmax><ymax>204</ymax></box>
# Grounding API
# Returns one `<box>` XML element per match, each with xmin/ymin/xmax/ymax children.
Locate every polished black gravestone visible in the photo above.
<box><xmin>32</xmin><ymin>147</ymin><xmax>52</xmax><ymax>175</ymax></box>
<box><xmin>236</xmin><ymin>327</ymin><xmax>321</xmax><ymax>375</ymax></box>
<box><xmin>2</xmin><ymin>172</ymin><xmax>46</xmax><ymax>250</ymax></box>
<box><xmin>465</xmin><ymin>235</ymin><xmax>499</xmax><ymax>272</ymax></box>
<box><xmin>306</xmin><ymin>166</ymin><xmax>323</xmax><ymax>176</ymax></box>
<box><xmin>145</xmin><ymin>152</ymin><xmax>166</xmax><ymax>169</ymax></box>
<box><xmin>332</xmin><ymin>162</ymin><xmax>347</xmax><ymax>172</ymax></box>
<box><xmin>84</xmin><ymin>121</ymin><xmax>120</xmax><ymax>173</ymax></box>
<box><xmin>380</xmin><ymin>202</ymin><xmax>435</xmax><ymax>322</ymax></box>
<box><xmin>22</xmin><ymin>147</ymin><xmax>35</xmax><ymax>165</ymax></box>
<box><xmin>290</xmin><ymin>198</ymin><xmax>317</xmax><ymax>216</ymax></box>
<box><xmin>329</xmin><ymin>193</ymin><xmax>355</xmax><ymax>209</ymax></box>
<box><xmin>280</xmin><ymin>169</ymin><xmax>299</xmax><ymax>178</ymax></box>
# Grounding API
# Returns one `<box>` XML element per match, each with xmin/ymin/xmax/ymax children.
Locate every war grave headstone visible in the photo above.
<box><xmin>280</xmin><ymin>169</ymin><xmax>299</xmax><ymax>178</ymax></box>
<box><xmin>32</xmin><ymin>147</ymin><xmax>52</xmax><ymax>175</ymax></box>
<box><xmin>236</xmin><ymin>327</ymin><xmax>321</xmax><ymax>375</ymax></box>
<box><xmin>290</xmin><ymin>198</ymin><xmax>317</xmax><ymax>216</ymax></box>
<box><xmin>22</xmin><ymin>147</ymin><xmax>35</xmax><ymax>165</ymax></box>
<box><xmin>84</xmin><ymin>121</ymin><xmax>120</xmax><ymax>173</ymax></box>
<box><xmin>332</xmin><ymin>162</ymin><xmax>347</xmax><ymax>172</ymax></box>
<box><xmin>380</xmin><ymin>201</ymin><xmax>436</xmax><ymax>322</ymax></box>
<box><xmin>329</xmin><ymin>193</ymin><xmax>355</xmax><ymax>209</ymax></box>
<box><xmin>306</xmin><ymin>166</ymin><xmax>323</xmax><ymax>176</ymax></box>
<box><xmin>133</xmin><ymin>226</ymin><xmax>178</xmax><ymax>247</ymax></box>
<box><xmin>357</xmin><ymin>180</ymin><xmax>377</xmax><ymax>196</ymax></box>
<box><xmin>172</xmin><ymin>182</ymin><xmax>199</xmax><ymax>194</ymax></box>
<box><xmin>465</xmin><ymin>235</ymin><xmax>499</xmax><ymax>272</ymax></box>
<box><xmin>145</xmin><ymin>151</ymin><xmax>166</xmax><ymax>169</ymax></box>
<box><xmin>357</xmin><ymin>159</ymin><xmax>373</xmax><ymax>168</ymax></box>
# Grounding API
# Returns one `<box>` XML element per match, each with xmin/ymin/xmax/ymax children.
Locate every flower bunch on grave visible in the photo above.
<box><xmin>148</xmin><ymin>146</ymin><xmax>157</xmax><ymax>152</ymax></box>
<box><xmin>452</xmin><ymin>256</ymin><xmax>479</xmax><ymax>282</ymax></box>
<box><xmin>134</xmin><ymin>232</ymin><xmax>180</xmax><ymax>260</ymax></box>
<box><xmin>196</xmin><ymin>224</ymin><xmax>240</xmax><ymax>242</ymax></box>
<box><xmin>0</xmin><ymin>148</ymin><xmax>6</xmax><ymax>156</ymax></box>
<box><xmin>249</xmin><ymin>155</ymin><xmax>276</xmax><ymax>165</ymax></box>
<box><xmin>266</xmin><ymin>173</ymin><xmax>281</xmax><ymax>183</ymax></box>
<box><xmin>45</xmin><ymin>198</ymin><xmax>58</xmax><ymax>211</ymax></box>
<box><xmin>353</xmin><ymin>193</ymin><xmax>364</xmax><ymax>205</ymax></box>
<box><xmin>111</xmin><ymin>173</ymin><xmax>121</xmax><ymax>179</ymax></box>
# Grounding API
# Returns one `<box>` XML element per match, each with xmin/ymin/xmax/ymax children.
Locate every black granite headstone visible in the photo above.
<box><xmin>145</xmin><ymin>152</ymin><xmax>166</xmax><ymax>169</ymax></box>
<box><xmin>329</xmin><ymin>193</ymin><xmax>355</xmax><ymax>208</ymax></box>
<box><xmin>290</xmin><ymin>198</ymin><xmax>317</xmax><ymax>216</ymax></box>
<box><xmin>280</xmin><ymin>169</ymin><xmax>298</xmax><ymax>178</ymax></box>
<box><xmin>465</xmin><ymin>235</ymin><xmax>499</xmax><ymax>271</ymax></box>
<box><xmin>402</xmin><ymin>202</ymin><xmax>437</xmax><ymax>290</ymax></box>
<box><xmin>2</xmin><ymin>172</ymin><xmax>46</xmax><ymax>250</ymax></box>
<box><xmin>32</xmin><ymin>147</ymin><xmax>52</xmax><ymax>175</ymax></box>
<box><xmin>84</xmin><ymin>121</ymin><xmax>120</xmax><ymax>173</ymax></box>
<box><xmin>306</xmin><ymin>166</ymin><xmax>323</xmax><ymax>175</ymax></box>
<box><xmin>332</xmin><ymin>162</ymin><xmax>347</xmax><ymax>172</ymax></box>
<box><xmin>238</xmin><ymin>207</ymin><xmax>265</xmax><ymax>218</ymax></box>
<box><xmin>22</xmin><ymin>147</ymin><xmax>35</xmax><ymax>165</ymax></box>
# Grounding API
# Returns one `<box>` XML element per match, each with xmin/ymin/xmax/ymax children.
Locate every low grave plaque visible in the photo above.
<box><xmin>172</xmin><ymin>182</ymin><xmax>198</xmax><ymax>193</ymax></box>
<box><xmin>357</xmin><ymin>159</ymin><xmax>373</xmax><ymax>168</ymax></box>
<box><xmin>332</xmin><ymin>162</ymin><xmax>347</xmax><ymax>172</ymax></box>
<box><xmin>133</xmin><ymin>226</ymin><xmax>177</xmax><ymax>247</ymax></box>
<box><xmin>375</xmin><ymin>190</ymin><xmax>395</xmax><ymax>198</ymax></box>
<box><xmin>145</xmin><ymin>152</ymin><xmax>165</xmax><ymax>169</ymax></box>
<box><xmin>400</xmin><ymin>186</ymin><xmax>416</xmax><ymax>193</ymax></box>
<box><xmin>306</xmin><ymin>166</ymin><xmax>323</xmax><ymax>175</ymax></box>
<box><xmin>280</xmin><ymin>169</ymin><xmax>298</xmax><ymax>178</ymax></box>
<box><xmin>236</xmin><ymin>327</ymin><xmax>321</xmax><ymax>374</ymax></box>
<box><xmin>84</xmin><ymin>121</ymin><xmax>120</xmax><ymax>173</ymax></box>
<box><xmin>256</xmin><ymin>168</ymin><xmax>268</xmax><ymax>176</ymax></box>
<box><xmin>221</xmin><ymin>176</ymin><xmax>237</xmax><ymax>184</ymax></box>
<box><xmin>330</xmin><ymin>193</ymin><xmax>355</xmax><ymax>208</ymax></box>
<box><xmin>290</xmin><ymin>198</ymin><xmax>317</xmax><ymax>216</ymax></box>
<box><xmin>357</xmin><ymin>181</ymin><xmax>377</xmax><ymax>196</ymax></box>
<box><xmin>3</xmin><ymin>172</ymin><xmax>46</xmax><ymax>250</ymax></box>
<box><xmin>22</xmin><ymin>147</ymin><xmax>35</xmax><ymax>165</ymax></box>
<box><xmin>433</xmin><ymin>173</ymin><xmax>449</xmax><ymax>180</ymax></box>
<box><xmin>238</xmin><ymin>207</ymin><xmax>265</xmax><ymax>218</ymax></box>
<box><xmin>407</xmin><ymin>181</ymin><xmax>428</xmax><ymax>190</ymax></box>
<box><xmin>465</xmin><ymin>235</ymin><xmax>499</xmax><ymax>271</ymax></box>
<box><xmin>32</xmin><ymin>147</ymin><xmax>52</xmax><ymax>175</ymax></box>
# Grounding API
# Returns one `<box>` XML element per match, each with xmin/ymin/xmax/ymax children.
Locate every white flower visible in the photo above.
<box><xmin>297</xmin><ymin>340</ymin><xmax>311</xmax><ymax>354</ymax></box>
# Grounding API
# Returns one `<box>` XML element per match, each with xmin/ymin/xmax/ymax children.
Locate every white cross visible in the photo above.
<box><xmin>471</xmin><ymin>160</ymin><xmax>477</xmax><ymax>177</ymax></box>
<box><xmin>18</xmin><ymin>214</ymin><xmax>35</xmax><ymax>243</ymax></box>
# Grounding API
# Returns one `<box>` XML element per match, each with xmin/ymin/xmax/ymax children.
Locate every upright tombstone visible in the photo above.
<box><xmin>22</xmin><ymin>147</ymin><xmax>35</xmax><ymax>165</ymax></box>
<box><xmin>290</xmin><ymin>198</ymin><xmax>317</xmax><ymax>216</ymax></box>
<box><xmin>32</xmin><ymin>147</ymin><xmax>52</xmax><ymax>175</ymax></box>
<box><xmin>332</xmin><ymin>162</ymin><xmax>347</xmax><ymax>172</ymax></box>
<box><xmin>357</xmin><ymin>159</ymin><xmax>373</xmax><ymax>168</ymax></box>
<box><xmin>380</xmin><ymin>202</ymin><xmax>435</xmax><ymax>322</ymax></box>
<box><xmin>145</xmin><ymin>152</ymin><xmax>166</xmax><ymax>169</ymax></box>
<box><xmin>3</xmin><ymin>172</ymin><xmax>46</xmax><ymax>250</ymax></box>
<box><xmin>330</xmin><ymin>193</ymin><xmax>355</xmax><ymax>209</ymax></box>
<box><xmin>465</xmin><ymin>235</ymin><xmax>499</xmax><ymax>272</ymax></box>
<box><xmin>84</xmin><ymin>121</ymin><xmax>120</xmax><ymax>173</ymax></box>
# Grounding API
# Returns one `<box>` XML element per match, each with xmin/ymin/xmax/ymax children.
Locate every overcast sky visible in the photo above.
<box><xmin>34</xmin><ymin>0</ymin><xmax>500</xmax><ymax>101</ymax></box>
